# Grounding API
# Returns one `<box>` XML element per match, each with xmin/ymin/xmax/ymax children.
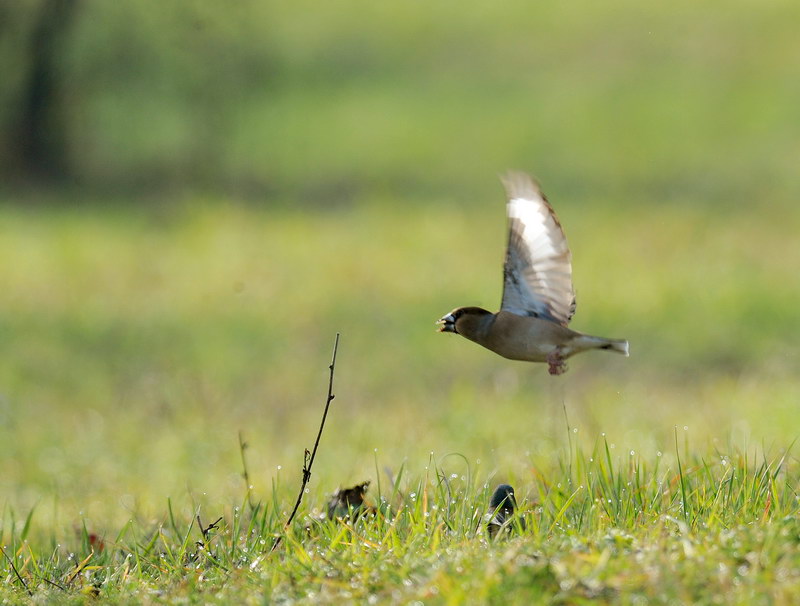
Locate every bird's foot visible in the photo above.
<box><xmin>547</xmin><ymin>350</ymin><xmax>567</xmax><ymax>376</ymax></box>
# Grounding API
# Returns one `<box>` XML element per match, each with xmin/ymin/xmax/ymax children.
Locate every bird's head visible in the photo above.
<box><xmin>489</xmin><ymin>484</ymin><xmax>517</xmax><ymax>513</ymax></box>
<box><xmin>436</xmin><ymin>307</ymin><xmax>493</xmax><ymax>336</ymax></box>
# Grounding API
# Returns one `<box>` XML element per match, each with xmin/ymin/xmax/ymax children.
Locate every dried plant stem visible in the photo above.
<box><xmin>271</xmin><ymin>333</ymin><xmax>340</xmax><ymax>552</ymax></box>
<box><xmin>239</xmin><ymin>431</ymin><xmax>251</xmax><ymax>489</ymax></box>
<box><xmin>238</xmin><ymin>430</ymin><xmax>256</xmax><ymax>510</ymax></box>
<box><xmin>1</xmin><ymin>545</ymin><xmax>31</xmax><ymax>595</ymax></box>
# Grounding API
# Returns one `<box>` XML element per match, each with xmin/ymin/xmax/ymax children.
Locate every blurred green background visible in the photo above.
<box><xmin>1</xmin><ymin>0</ymin><xmax>799</xmax><ymax>533</ymax></box>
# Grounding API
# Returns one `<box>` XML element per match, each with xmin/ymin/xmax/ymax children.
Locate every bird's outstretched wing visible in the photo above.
<box><xmin>500</xmin><ymin>171</ymin><xmax>575</xmax><ymax>326</ymax></box>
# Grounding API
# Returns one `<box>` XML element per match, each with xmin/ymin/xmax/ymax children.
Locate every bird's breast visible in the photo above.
<box><xmin>478</xmin><ymin>312</ymin><xmax>574</xmax><ymax>362</ymax></box>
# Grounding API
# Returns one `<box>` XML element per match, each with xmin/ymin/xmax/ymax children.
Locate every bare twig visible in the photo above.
<box><xmin>239</xmin><ymin>431</ymin><xmax>251</xmax><ymax>488</ymax></box>
<box><xmin>271</xmin><ymin>333</ymin><xmax>340</xmax><ymax>552</ymax></box>
<box><xmin>193</xmin><ymin>515</ymin><xmax>229</xmax><ymax>571</ymax></box>
<box><xmin>238</xmin><ymin>431</ymin><xmax>256</xmax><ymax>509</ymax></box>
<box><xmin>196</xmin><ymin>515</ymin><xmax>223</xmax><ymax>546</ymax></box>
<box><xmin>38</xmin><ymin>574</ymin><xmax>66</xmax><ymax>592</ymax></box>
<box><xmin>1</xmin><ymin>544</ymin><xmax>31</xmax><ymax>595</ymax></box>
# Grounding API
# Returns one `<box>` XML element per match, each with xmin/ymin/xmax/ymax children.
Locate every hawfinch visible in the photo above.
<box><xmin>326</xmin><ymin>481</ymin><xmax>374</xmax><ymax>520</ymax></box>
<box><xmin>438</xmin><ymin>172</ymin><xmax>629</xmax><ymax>375</ymax></box>
<box><xmin>486</xmin><ymin>483</ymin><xmax>523</xmax><ymax>539</ymax></box>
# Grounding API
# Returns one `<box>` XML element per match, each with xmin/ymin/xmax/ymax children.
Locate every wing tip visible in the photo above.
<box><xmin>500</xmin><ymin>170</ymin><xmax>544</xmax><ymax>201</ymax></box>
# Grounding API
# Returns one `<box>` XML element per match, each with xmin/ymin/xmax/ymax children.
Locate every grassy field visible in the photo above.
<box><xmin>0</xmin><ymin>196</ymin><xmax>798</xmax><ymax>603</ymax></box>
<box><xmin>2</xmin><ymin>0</ymin><xmax>800</xmax><ymax>603</ymax></box>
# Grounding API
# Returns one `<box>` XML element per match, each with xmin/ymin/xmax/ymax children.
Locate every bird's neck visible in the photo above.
<box><xmin>462</xmin><ymin>310</ymin><xmax>496</xmax><ymax>343</ymax></box>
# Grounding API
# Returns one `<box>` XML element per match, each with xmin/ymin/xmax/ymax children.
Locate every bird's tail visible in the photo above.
<box><xmin>575</xmin><ymin>335</ymin><xmax>630</xmax><ymax>357</ymax></box>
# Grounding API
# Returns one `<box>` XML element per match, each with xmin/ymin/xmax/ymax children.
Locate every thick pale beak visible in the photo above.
<box><xmin>437</xmin><ymin>313</ymin><xmax>457</xmax><ymax>333</ymax></box>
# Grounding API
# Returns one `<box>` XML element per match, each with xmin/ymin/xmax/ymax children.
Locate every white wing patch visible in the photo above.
<box><xmin>500</xmin><ymin>172</ymin><xmax>576</xmax><ymax>326</ymax></box>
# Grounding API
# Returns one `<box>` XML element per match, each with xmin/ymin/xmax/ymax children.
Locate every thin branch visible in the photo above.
<box><xmin>193</xmin><ymin>515</ymin><xmax>229</xmax><ymax>572</ymax></box>
<box><xmin>238</xmin><ymin>431</ymin><xmax>256</xmax><ymax>509</ymax></box>
<box><xmin>271</xmin><ymin>333</ymin><xmax>340</xmax><ymax>553</ymax></box>
<box><xmin>1</xmin><ymin>544</ymin><xmax>31</xmax><ymax>595</ymax></box>
<box><xmin>196</xmin><ymin>515</ymin><xmax>223</xmax><ymax>546</ymax></box>
<box><xmin>239</xmin><ymin>431</ymin><xmax>251</xmax><ymax>487</ymax></box>
<box><xmin>38</xmin><ymin>575</ymin><xmax>66</xmax><ymax>592</ymax></box>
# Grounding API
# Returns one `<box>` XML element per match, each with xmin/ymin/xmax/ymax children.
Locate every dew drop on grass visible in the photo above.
<box><xmin>657</xmin><ymin>451</ymin><xmax>662</xmax><ymax>457</ymax></box>
<box><xmin>573</xmin><ymin>428</ymin><xmax>578</xmax><ymax>433</ymax></box>
<box><xmin>630</xmin><ymin>450</ymin><xmax>635</xmax><ymax>456</ymax></box>
<box><xmin>277</xmin><ymin>465</ymin><xmax>282</xmax><ymax>470</ymax></box>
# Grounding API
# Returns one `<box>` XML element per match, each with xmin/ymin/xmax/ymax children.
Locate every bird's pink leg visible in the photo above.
<box><xmin>547</xmin><ymin>349</ymin><xmax>567</xmax><ymax>375</ymax></box>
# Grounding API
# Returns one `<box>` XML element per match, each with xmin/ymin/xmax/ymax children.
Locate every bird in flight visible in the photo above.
<box><xmin>437</xmin><ymin>171</ymin><xmax>629</xmax><ymax>375</ymax></box>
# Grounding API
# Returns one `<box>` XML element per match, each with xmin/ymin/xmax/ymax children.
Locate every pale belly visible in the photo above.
<box><xmin>485</xmin><ymin>339</ymin><xmax>556</xmax><ymax>362</ymax></box>
<box><xmin>479</xmin><ymin>313</ymin><xmax>578</xmax><ymax>362</ymax></box>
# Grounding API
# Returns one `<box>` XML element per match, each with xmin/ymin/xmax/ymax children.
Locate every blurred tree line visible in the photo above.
<box><xmin>3</xmin><ymin>0</ymin><xmax>78</xmax><ymax>182</ymax></box>
<box><xmin>2</xmin><ymin>0</ymin><xmax>274</xmax><ymax>193</ymax></box>
<box><xmin>1</xmin><ymin>1</ymin><xmax>798</xmax><ymax>205</ymax></box>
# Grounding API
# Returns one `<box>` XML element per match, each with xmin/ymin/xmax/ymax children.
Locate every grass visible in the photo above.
<box><xmin>0</xmin><ymin>198</ymin><xmax>798</xmax><ymax>603</ymax></box>
<box><xmin>1</xmin><ymin>432</ymin><xmax>797</xmax><ymax>603</ymax></box>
